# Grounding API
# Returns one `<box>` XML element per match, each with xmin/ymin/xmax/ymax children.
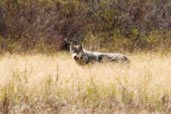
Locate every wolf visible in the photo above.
<box><xmin>70</xmin><ymin>43</ymin><xmax>129</xmax><ymax>65</ymax></box>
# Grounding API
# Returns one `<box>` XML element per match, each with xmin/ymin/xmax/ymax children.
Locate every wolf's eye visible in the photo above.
<box><xmin>75</xmin><ymin>51</ymin><xmax>79</xmax><ymax>54</ymax></box>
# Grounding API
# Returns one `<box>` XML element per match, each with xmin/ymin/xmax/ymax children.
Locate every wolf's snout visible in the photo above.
<box><xmin>72</xmin><ymin>53</ymin><xmax>78</xmax><ymax>60</ymax></box>
<box><xmin>73</xmin><ymin>55</ymin><xmax>77</xmax><ymax>59</ymax></box>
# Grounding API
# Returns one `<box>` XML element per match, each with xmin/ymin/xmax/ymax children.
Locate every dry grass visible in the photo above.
<box><xmin>0</xmin><ymin>52</ymin><xmax>171</xmax><ymax>114</ymax></box>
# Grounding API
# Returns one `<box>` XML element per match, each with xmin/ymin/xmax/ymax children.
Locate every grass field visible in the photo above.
<box><xmin>0</xmin><ymin>52</ymin><xmax>171</xmax><ymax>114</ymax></box>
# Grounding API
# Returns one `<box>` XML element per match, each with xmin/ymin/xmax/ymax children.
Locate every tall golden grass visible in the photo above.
<box><xmin>0</xmin><ymin>52</ymin><xmax>171</xmax><ymax>114</ymax></box>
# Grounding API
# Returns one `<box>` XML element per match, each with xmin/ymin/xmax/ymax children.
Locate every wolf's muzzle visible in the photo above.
<box><xmin>73</xmin><ymin>55</ymin><xmax>77</xmax><ymax>59</ymax></box>
<box><xmin>72</xmin><ymin>53</ymin><xmax>78</xmax><ymax>60</ymax></box>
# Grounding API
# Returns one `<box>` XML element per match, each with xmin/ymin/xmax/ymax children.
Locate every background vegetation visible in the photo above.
<box><xmin>1</xmin><ymin>1</ymin><xmax>171</xmax><ymax>113</ymax></box>
<box><xmin>0</xmin><ymin>0</ymin><xmax>171</xmax><ymax>52</ymax></box>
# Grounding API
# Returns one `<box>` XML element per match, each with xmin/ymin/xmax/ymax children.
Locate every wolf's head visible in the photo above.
<box><xmin>70</xmin><ymin>43</ymin><xmax>83</xmax><ymax>60</ymax></box>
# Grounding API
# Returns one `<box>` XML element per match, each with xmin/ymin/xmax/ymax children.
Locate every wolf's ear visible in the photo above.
<box><xmin>70</xmin><ymin>42</ymin><xmax>73</xmax><ymax>46</ymax></box>
<box><xmin>70</xmin><ymin>42</ymin><xmax>74</xmax><ymax>52</ymax></box>
<box><xmin>78</xmin><ymin>44</ymin><xmax>83</xmax><ymax>50</ymax></box>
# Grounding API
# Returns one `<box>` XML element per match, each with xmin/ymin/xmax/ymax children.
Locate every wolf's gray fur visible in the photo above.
<box><xmin>70</xmin><ymin>43</ymin><xmax>129</xmax><ymax>64</ymax></box>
